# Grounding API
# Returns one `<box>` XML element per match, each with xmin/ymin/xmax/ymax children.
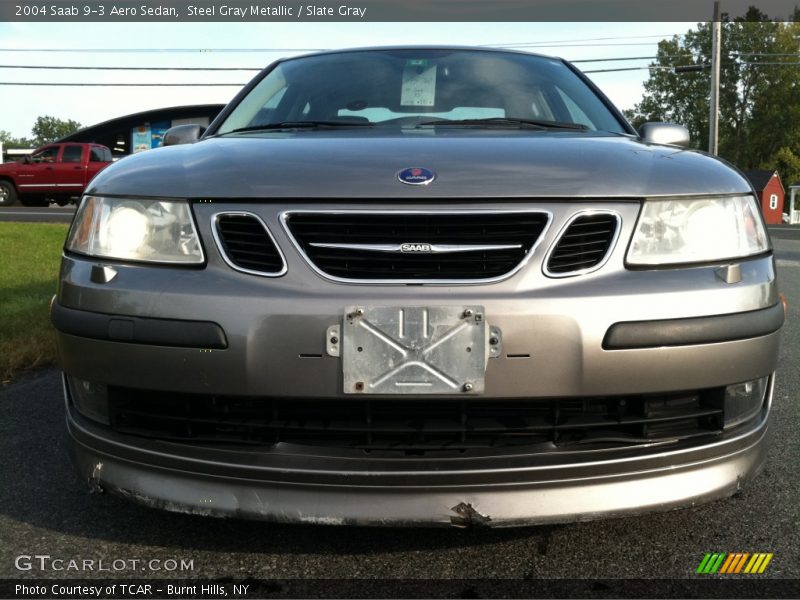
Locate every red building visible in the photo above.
<box><xmin>743</xmin><ymin>169</ymin><xmax>785</xmax><ymax>225</ymax></box>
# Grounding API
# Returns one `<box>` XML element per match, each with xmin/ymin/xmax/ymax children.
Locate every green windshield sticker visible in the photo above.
<box><xmin>406</xmin><ymin>59</ymin><xmax>429</xmax><ymax>68</ymax></box>
<box><xmin>401</xmin><ymin>64</ymin><xmax>437</xmax><ymax>107</ymax></box>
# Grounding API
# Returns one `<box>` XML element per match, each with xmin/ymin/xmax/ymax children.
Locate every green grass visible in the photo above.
<box><xmin>0</xmin><ymin>222</ymin><xmax>69</xmax><ymax>382</ymax></box>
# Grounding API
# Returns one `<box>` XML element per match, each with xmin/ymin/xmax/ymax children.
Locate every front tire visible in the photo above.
<box><xmin>0</xmin><ymin>180</ymin><xmax>18</xmax><ymax>206</ymax></box>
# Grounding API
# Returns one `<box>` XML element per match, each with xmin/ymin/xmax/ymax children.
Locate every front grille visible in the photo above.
<box><xmin>547</xmin><ymin>212</ymin><xmax>619</xmax><ymax>275</ymax></box>
<box><xmin>214</xmin><ymin>213</ymin><xmax>285</xmax><ymax>275</ymax></box>
<box><xmin>284</xmin><ymin>211</ymin><xmax>550</xmax><ymax>280</ymax></box>
<box><xmin>108</xmin><ymin>388</ymin><xmax>725</xmax><ymax>453</ymax></box>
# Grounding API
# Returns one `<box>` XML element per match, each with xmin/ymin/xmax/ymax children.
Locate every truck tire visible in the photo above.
<box><xmin>0</xmin><ymin>179</ymin><xmax>18</xmax><ymax>207</ymax></box>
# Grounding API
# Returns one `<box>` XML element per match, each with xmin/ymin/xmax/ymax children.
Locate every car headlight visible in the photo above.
<box><xmin>627</xmin><ymin>195</ymin><xmax>769</xmax><ymax>266</ymax></box>
<box><xmin>66</xmin><ymin>196</ymin><xmax>204</xmax><ymax>264</ymax></box>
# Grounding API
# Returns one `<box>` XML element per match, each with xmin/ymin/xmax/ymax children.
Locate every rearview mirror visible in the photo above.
<box><xmin>163</xmin><ymin>124</ymin><xmax>206</xmax><ymax>147</ymax></box>
<box><xmin>639</xmin><ymin>122</ymin><xmax>690</xmax><ymax>148</ymax></box>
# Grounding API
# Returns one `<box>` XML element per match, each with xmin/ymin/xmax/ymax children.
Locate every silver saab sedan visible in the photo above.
<box><xmin>53</xmin><ymin>47</ymin><xmax>785</xmax><ymax>527</ymax></box>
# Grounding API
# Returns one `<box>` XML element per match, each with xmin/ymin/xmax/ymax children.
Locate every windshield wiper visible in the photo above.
<box><xmin>222</xmin><ymin>120</ymin><xmax>374</xmax><ymax>134</ymax></box>
<box><xmin>415</xmin><ymin>117</ymin><xmax>589</xmax><ymax>130</ymax></box>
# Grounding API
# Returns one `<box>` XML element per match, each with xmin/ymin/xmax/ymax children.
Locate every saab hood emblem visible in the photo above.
<box><xmin>397</xmin><ymin>167</ymin><xmax>436</xmax><ymax>185</ymax></box>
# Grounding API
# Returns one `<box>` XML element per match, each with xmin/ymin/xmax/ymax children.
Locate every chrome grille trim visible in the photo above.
<box><xmin>308</xmin><ymin>242</ymin><xmax>524</xmax><ymax>253</ymax></box>
<box><xmin>280</xmin><ymin>209</ymin><xmax>553</xmax><ymax>285</ymax></box>
<box><xmin>211</xmin><ymin>211</ymin><xmax>288</xmax><ymax>277</ymax></box>
<box><xmin>543</xmin><ymin>210</ymin><xmax>622</xmax><ymax>278</ymax></box>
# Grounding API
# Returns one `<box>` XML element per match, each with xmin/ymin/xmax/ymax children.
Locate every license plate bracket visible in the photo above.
<box><xmin>341</xmin><ymin>306</ymin><xmax>488</xmax><ymax>394</ymax></box>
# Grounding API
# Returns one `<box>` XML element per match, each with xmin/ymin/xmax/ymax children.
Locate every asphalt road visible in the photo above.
<box><xmin>0</xmin><ymin>206</ymin><xmax>75</xmax><ymax>223</ymax></box>
<box><xmin>0</xmin><ymin>237</ymin><xmax>798</xmax><ymax>594</ymax></box>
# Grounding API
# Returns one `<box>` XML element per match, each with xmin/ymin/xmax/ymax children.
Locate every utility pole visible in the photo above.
<box><xmin>709</xmin><ymin>0</ymin><xmax>721</xmax><ymax>155</ymax></box>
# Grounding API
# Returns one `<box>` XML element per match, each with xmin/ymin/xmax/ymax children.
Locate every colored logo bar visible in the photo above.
<box><xmin>696</xmin><ymin>552</ymin><xmax>774</xmax><ymax>574</ymax></box>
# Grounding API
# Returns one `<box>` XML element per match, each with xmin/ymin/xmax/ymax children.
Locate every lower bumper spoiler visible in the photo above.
<box><xmin>65</xmin><ymin>379</ymin><xmax>773</xmax><ymax>528</ymax></box>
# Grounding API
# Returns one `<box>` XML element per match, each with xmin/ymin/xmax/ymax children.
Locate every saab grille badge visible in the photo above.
<box><xmin>397</xmin><ymin>167</ymin><xmax>436</xmax><ymax>185</ymax></box>
<box><xmin>400</xmin><ymin>243</ymin><xmax>432</xmax><ymax>253</ymax></box>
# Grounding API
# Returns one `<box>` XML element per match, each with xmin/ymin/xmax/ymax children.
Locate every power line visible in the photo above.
<box><xmin>733</xmin><ymin>52</ymin><xmax>800</xmax><ymax>57</ymax></box>
<box><xmin>0</xmin><ymin>82</ymin><xmax>245</xmax><ymax>86</ymax></box>
<box><xmin>0</xmin><ymin>58</ymin><xmax>673</xmax><ymax>69</ymax></box>
<box><xmin>673</xmin><ymin>61</ymin><xmax>800</xmax><ymax>68</ymax></box>
<box><xmin>0</xmin><ymin>35</ymin><xmax>685</xmax><ymax>54</ymax></box>
<box><xmin>584</xmin><ymin>62</ymin><xmax>800</xmax><ymax>74</ymax></box>
<box><xmin>490</xmin><ymin>42</ymin><xmax>682</xmax><ymax>48</ymax></box>
<box><xmin>0</xmin><ymin>48</ymin><xmax>325</xmax><ymax>53</ymax></box>
<box><xmin>577</xmin><ymin>53</ymin><xmax>800</xmax><ymax>63</ymax></box>
<box><xmin>2</xmin><ymin>52</ymin><xmax>799</xmax><ymax>70</ymax></box>
<box><xmin>723</xmin><ymin>61</ymin><xmax>800</xmax><ymax>66</ymax></box>
<box><xmin>483</xmin><ymin>33</ymin><xmax>684</xmax><ymax>47</ymax></box>
<box><xmin>572</xmin><ymin>55</ymin><xmax>689</xmax><ymax>63</ymax></box>
<box><xmin>583</xmin><ymin>66</ymin><xmax>675</xmax><ymax>73</ymax></box>
<box><xmin>0</xmin><ymin>64</ymin><xmax>260</xmax><ymax>71</ymax></box>
<box><xmin>3</xmin><ymin>59</ymin><xmax>798</xmax><ymax>80</ymax></box>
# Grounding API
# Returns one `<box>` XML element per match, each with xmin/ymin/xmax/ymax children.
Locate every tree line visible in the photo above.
<box><xmin>624</xmin><ymin>7</ymin><xmax>800</xmax><ymax>185</ymax></box>
<box><xmin>0</xmin><ymin>115</ymin><xmax>83</xmax><ymax>149</ymax></box>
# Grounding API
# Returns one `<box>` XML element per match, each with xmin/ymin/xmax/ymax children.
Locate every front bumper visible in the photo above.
<box><xmin>55</xmin><ymin>200</ymin><xmax>784</xmax><ymax>525</ymax></box>
<box><xmin>67</xmin><ymin>375</ymin><xmax>773</xmax><ymax>527</ymax></box>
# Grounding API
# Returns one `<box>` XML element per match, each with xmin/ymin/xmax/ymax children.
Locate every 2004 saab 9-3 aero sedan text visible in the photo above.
<box><xmin>53</xmin><ymin>47</ymin><xmax>785</xmax><ymax>527</ymax></box>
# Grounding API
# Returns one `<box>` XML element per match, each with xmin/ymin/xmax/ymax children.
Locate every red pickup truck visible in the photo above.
<box><xmin>0</xmin><ymin>142</ymin><xmax>113</xmax><ymax>207</ymax></box>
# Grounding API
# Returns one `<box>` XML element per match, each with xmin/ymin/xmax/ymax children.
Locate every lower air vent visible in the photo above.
<box><xmin>107</xmin><ymin>386</ymin><xmax>726</xmax><ymax>453</ymax></box>
<box><xmin>283</xmin><ymin>211</ymin><xmax>550</xmax><ymax>281</ymax></box>
<box><xmin>214</xmin><ymin>213</ymin><xmax>286</xmax><ymax>276</ymax></box>
<box><xmin>546</xmin><ymin>212</ymin><xmax>619</xmax><ymax>275</ymax></box>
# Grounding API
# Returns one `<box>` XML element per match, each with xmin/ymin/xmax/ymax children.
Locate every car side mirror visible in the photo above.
<box><xmin>639</xmin><ymin>122</ymin><xmax>690</xmax><ymax>148</ymax></box>
<box><xmin>20</xmin><ymin>156</ymin><xmax>30</xmax><ymax>164</ymax></box>
<box><xmin>163</xmin><ymin>124</ymin><xmax>206</xmax><ymax>147</ymax></box>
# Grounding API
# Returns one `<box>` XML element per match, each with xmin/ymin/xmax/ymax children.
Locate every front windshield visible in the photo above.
<box><xmin>216</xmin><ymin>49</ymin><xmax>627</xmax><ymax>134</ymax></box>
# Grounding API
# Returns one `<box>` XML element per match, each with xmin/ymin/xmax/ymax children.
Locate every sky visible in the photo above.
<box><xmin>0</xmin><ymin>21</ymin><xmax>697</xmax><ymax>138</ymax></box>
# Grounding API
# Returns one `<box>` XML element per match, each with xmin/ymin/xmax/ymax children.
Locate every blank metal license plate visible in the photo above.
<box><xmin>339</xmin><ymin>306</ymin><xmax>488</xmax><ymax>394</ymax></box>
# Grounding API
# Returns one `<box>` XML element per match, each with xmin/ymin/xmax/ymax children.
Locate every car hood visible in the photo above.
<box><xmin>88</xmin><ymin>129</ymin><xmax>752</xmax><ymax>199</ymax></box>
